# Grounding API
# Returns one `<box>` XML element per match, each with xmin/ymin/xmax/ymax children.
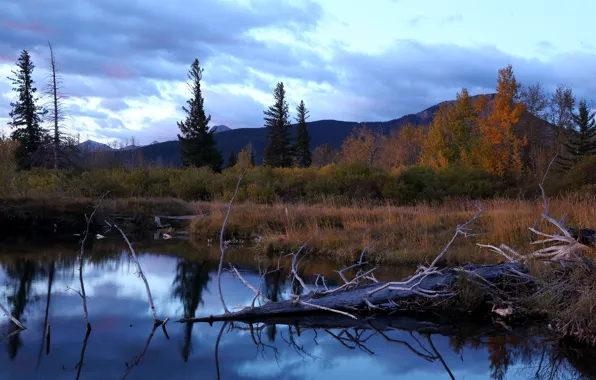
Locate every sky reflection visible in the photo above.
<box><xmin>0</xmin><ymin>239</ymin><xmax>592</xmax><ymax>379</ymax></box>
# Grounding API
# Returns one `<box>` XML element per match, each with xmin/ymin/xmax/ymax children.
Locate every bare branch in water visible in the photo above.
<box><xmin>121</xmin><ymin>322</ymin><xmax>168</xmax><ymax>380</ymax></box>
<box><xmin>76</xmin><ymin>191</ymin><xmax>109</xmax><ymax>330</ymax></box>
<box><xmin>215</xmin><ymin>322</ymin><xmax>229</xmax><ymax>380</ymax></box>
<box><xmin>109</xmin><ymin>221</ymin><xmax>162</xmax><ymax>326</ymax></box>
<box><xmin>217</xmin><ymin>170</ymin><xmax>247</xmax><ymax>314</ymax></box>
<box><xmin>0</xmin><ymin>302</ymin><xmax>25</xmax><ymax>330</ymax></box>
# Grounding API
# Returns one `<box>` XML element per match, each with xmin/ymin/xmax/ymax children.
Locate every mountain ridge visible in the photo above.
<box><xmin>82</xmin><ymin>93</ymin><xmax>550</xmax><ymax>168</ymax></box>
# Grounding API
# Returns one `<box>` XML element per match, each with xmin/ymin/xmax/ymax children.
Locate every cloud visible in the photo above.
<box><xmin>1</xmin><ymin>0</ymin><xmax>596</xmax><ymax>145</ymax></box>
<box><xmin>317</xmin><ymin>40</ymin><xmax>596</xmax><ymax>122</ymax></box>
<box><xmin>0</xmin><ymin>0</ymin><xmax>328</xmax><ymax>85</ymax></box>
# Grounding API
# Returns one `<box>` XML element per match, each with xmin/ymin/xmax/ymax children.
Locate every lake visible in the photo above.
<box><xmin>0</xmin><ymin>235</ymin><xmax>594</xmax><ymax>379</ymax></box>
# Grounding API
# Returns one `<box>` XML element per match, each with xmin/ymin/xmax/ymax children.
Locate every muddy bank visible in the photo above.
<box><xmin>0</xmin><ymin>196</ymin><xmax>198</xmax><ymax>235</ymax></box>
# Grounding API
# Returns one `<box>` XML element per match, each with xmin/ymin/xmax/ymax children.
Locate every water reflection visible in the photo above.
<box><xmin>0</xmin><ymin>238</ymin><xmax>594</xmax><ymax>379</ymax></box>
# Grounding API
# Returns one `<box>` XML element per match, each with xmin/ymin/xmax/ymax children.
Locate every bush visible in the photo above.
<box><xmin>169</xmin><ymin>167</ymin><xmax>214</xmax><ymax>200</ymax></box>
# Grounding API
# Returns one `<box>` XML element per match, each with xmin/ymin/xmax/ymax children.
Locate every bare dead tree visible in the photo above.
<box><xmin>41</xmin><ymin>42</ymin><xmax>79</xmax><ymax>169</ymax></box>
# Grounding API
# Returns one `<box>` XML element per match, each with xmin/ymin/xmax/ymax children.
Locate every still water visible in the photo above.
<box><xmin>0</xmin><ymin>237</ymin><xmax>594</xmax><ymax>380</ymax></box>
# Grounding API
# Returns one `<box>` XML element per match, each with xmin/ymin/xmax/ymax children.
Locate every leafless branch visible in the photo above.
<box><xmin>76</xmin><ymin>192</ymin><xmax>108</xmax><ymax>331</ymax></box>
<box><xmin>110</xmin><ymin>221</ymin><xmax>162</xmax><ymax>325</ymax></box>
<box><xmin>0</xmin><ymin>302</ymin><xmax>25</xmax><ymax>330</ymax></box>
<box><xmin>217</xmin><ymin>170</ymin><xmax>247</xmax><ymax>314</ymax></box>
<box><xmin>121</xmin><ymin>322</ymin><xmax>168</xmax><ymax>380</ymax></box>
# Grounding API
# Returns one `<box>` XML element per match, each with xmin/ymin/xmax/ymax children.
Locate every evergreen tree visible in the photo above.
<box><xmin>560</xmin><ymin>99</ymin><xmax>596</xmax><ymax>169</ymax></box>
<box><xmin>293</xmin><ymin>100</ymin><xmax>311</xmax><ymax>167</ymax></box>
<box><xmin>7</xmin><ymin>50</ymin><xmax>48</xmax><ymax>170</ymax></box>
<box><xmin>250</xmin><ymin>149</ymin><xmax>256</xmax><ymax>166</ymax></box>
<box><xmin>177</xmin><ymin>59</ymin><xmax>223</xmax><ymax>172</ymax></box>
<box><xmin>227</xmin><ymin>150</ymin><xmax>237</xmax><ymax>168</ymax></box>
<box><xmin>263</xmin><ymin>82</ymin><xmax>292</xmax><ymax>167</ymax></box>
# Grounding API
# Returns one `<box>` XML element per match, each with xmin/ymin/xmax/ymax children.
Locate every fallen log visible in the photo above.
<box><xmin>179</xmin><ymin>262</ymin><xmax>530</xmax><ymax>324</ymax></box>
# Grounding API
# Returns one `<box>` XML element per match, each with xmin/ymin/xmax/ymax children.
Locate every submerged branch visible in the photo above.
<box><xmin>0</xmin><ymin>302</ymin><xmax>25</xmax><ymax>330</ymax></box>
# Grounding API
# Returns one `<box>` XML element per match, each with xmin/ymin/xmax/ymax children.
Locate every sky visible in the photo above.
<box><xmin>1</xmin><ymin>0</ymin><xmax>595</xmax><ymax>145</ymax></box>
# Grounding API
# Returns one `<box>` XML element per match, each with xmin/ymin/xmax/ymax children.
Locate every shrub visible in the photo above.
<box><xmin>169</xmin><ymin>167</ymin><xmax>214</xmax><ymax>200</ymax></box>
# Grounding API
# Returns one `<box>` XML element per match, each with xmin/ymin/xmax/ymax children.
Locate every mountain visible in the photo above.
<box><xmin>119</xmin><ymin>144</ymin><xmax>142</xmax><ymax>151</ymax></box>
<box><xmin>78</xmin><ymin>140</ymin><xmax>112</xmax><ymax>152</ymax></box>
<box><xmin>212</xmin><ymin>125</ymin><xmax>231</xmax><ymax>133</ymax></box>
<box><xmin>87</xmin><ymin>93</ymin><xmax>553</xmax><ymax>168</ymax></box>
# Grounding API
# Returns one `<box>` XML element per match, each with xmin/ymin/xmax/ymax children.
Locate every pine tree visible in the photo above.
<box><xmin>227</xmin><ymin>150</ymin><xmax>237</xmax><ymax>168</ymax></box>
<box><xmin>250</xmin><ymin>149</ymin><xmax>256</xmax><ymax>166</ymax></box>
<box><xmin>560</xmin><ymin>99</ymin><xmax>596</xmax><ymax>169</ymax></box>
<box><xmin>7</xmin><ymin>50</ymin><xmax>48</xmax><ymax>170</ymax></box>
<box><xmin>263</xmin><ymin>82</ymin><xmax>292</xmax><ymax>167</ymax></box>
<box><xmin>177</xmin><ymin>58</ymin><xmax>223</xmax><ymax>172</ymax></box>
<box><xmin>293</xmin><ymin>100</ymin><xmax>311</xmax><ymax>167</ymax></box>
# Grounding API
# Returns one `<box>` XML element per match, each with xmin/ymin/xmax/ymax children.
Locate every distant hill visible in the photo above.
<box><xmin>86</xmin><ymin>93</ymin><xmax>553</xmax><ymax>168</ymax></box>
<box><xmin>212</xmin><ymin>125</ymin><xmax>231</xmax><ymax>133</ymax></box>
<box><xmin>78</xmin><ymin>140</ymin><xmax>112</xmax><ymax>152</ymax></box>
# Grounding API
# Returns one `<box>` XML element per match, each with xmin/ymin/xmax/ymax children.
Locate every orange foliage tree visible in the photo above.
<box><xmin>477</xmin><ymin>65</ymin><xmax>527</xmax><ymax>178</ymax></box>
<box><xmin>340</xmin><ymin>124</ymin><xmax>386</xmax><ymax>165</ymax></box>
<box><xmin>379</xmin><ymin>123</ymin><xmax>425</xmax><ymax>170</ymax></box>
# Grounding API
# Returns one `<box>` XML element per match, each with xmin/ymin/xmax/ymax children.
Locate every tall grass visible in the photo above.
<box><xmin>190</xmin><ymin>195</ymin><xmax>596</xmax><ymax>265</ymax></box>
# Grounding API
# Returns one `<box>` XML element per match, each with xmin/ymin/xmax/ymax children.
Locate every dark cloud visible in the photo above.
<box><xmin>0</xmin><ymin>0</ymin><xmax>331</xmax><ymax>87</ymax></box>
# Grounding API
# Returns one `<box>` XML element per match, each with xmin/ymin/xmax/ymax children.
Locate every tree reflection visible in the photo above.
<box><xmin>263</xmin><ymin>269</ymin><xmax>286</xmax><ymax>343</ymax></box>
<box><xmin>4</xmin><ymin>258</ymin><xmax>43</xmax><ymax>360</ymax></box>
<box><xmin>171</xmin><ymin>258</ymin><xmax>210</xmax><ymax>362</ymax></box>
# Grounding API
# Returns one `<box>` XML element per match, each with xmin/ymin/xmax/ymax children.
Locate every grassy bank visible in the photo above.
<box><xmin>190</xmin><ymin>195</ymin><xmax>596</xmax><ymax>265</ymax></box>
<box><xmin>0</xmin><ymin>196</ymin><xmax>197</xmax><ymax>234</ymax></box>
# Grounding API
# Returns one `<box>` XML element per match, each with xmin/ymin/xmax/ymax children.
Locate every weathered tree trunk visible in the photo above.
<box><xmin>180</xmin><ymin>262</ymin><xmax>529</xmax><ymax>324</ymax></box>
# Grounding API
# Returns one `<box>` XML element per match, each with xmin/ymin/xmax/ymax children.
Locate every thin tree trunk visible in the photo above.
<box><xmin>48</xmin><ymin>42</ymin><xmax>59</xmax><ymax>170</ymax></box>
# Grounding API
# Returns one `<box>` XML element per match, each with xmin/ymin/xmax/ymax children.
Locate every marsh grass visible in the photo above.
<box><xmin>190</xmin><ymin>194</ymin><xmax>596</xmax><ymax>265</ymax></box>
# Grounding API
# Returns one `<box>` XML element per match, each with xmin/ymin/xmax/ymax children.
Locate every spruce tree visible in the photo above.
<box><xmin>177</xmin><ymin>58</ymin><xmax>223</xmax><ymax>172</ymax></box>
<box><xmin>263</xmin><ymin>82</ymin><xmax>292</xmax><ymax>167</ymax></box>
<box><xmin>227</xmin><ymin>150</ymin><xmax>237</xmax><ymax>168</ymax></box>
<box><xmin>7</xmin><ymin>50</ymin><xmax>48</xmax><ymax>170</ymax></box>
<box><xmin>293</xmin><ymin>100</ymin><xmax>311</xmax><ymax>167</ymax></box>
<box><xmin>560</xmin><ymin>99</ymin><xmax>596</xmax><ymax>169</ymax></box>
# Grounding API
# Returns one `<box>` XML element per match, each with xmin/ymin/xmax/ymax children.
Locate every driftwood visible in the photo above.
<box><xmin>180</xmin><ymin>262</ymin><xmax>527</xmax><ymax>324</ymax></box>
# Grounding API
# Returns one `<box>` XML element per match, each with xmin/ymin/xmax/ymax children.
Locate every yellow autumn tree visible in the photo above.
<box><xmin>340</xmin><ymin>124</ymin><xmax>386</xmax><ymax>165</ymax></box>
<box><xmin>420</xmin><ymin>88</ymin><xmax>480</xmax><ymax>169</ymax></box>
<box><xmin>420</xmin><ymin>104</ymin><xmax>452</xmax><ymax>169</ymax></box>
<box><xmin>477</xmin><ymin>65</ymin><xmax>527</xmax><ymax>177</ymax></box>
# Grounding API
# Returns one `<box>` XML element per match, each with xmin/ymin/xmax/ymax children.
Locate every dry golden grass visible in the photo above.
<box><xmin>190</xmin><ymin>195</ymin><xmax>596</xmax><ymax>265</ymax></box>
